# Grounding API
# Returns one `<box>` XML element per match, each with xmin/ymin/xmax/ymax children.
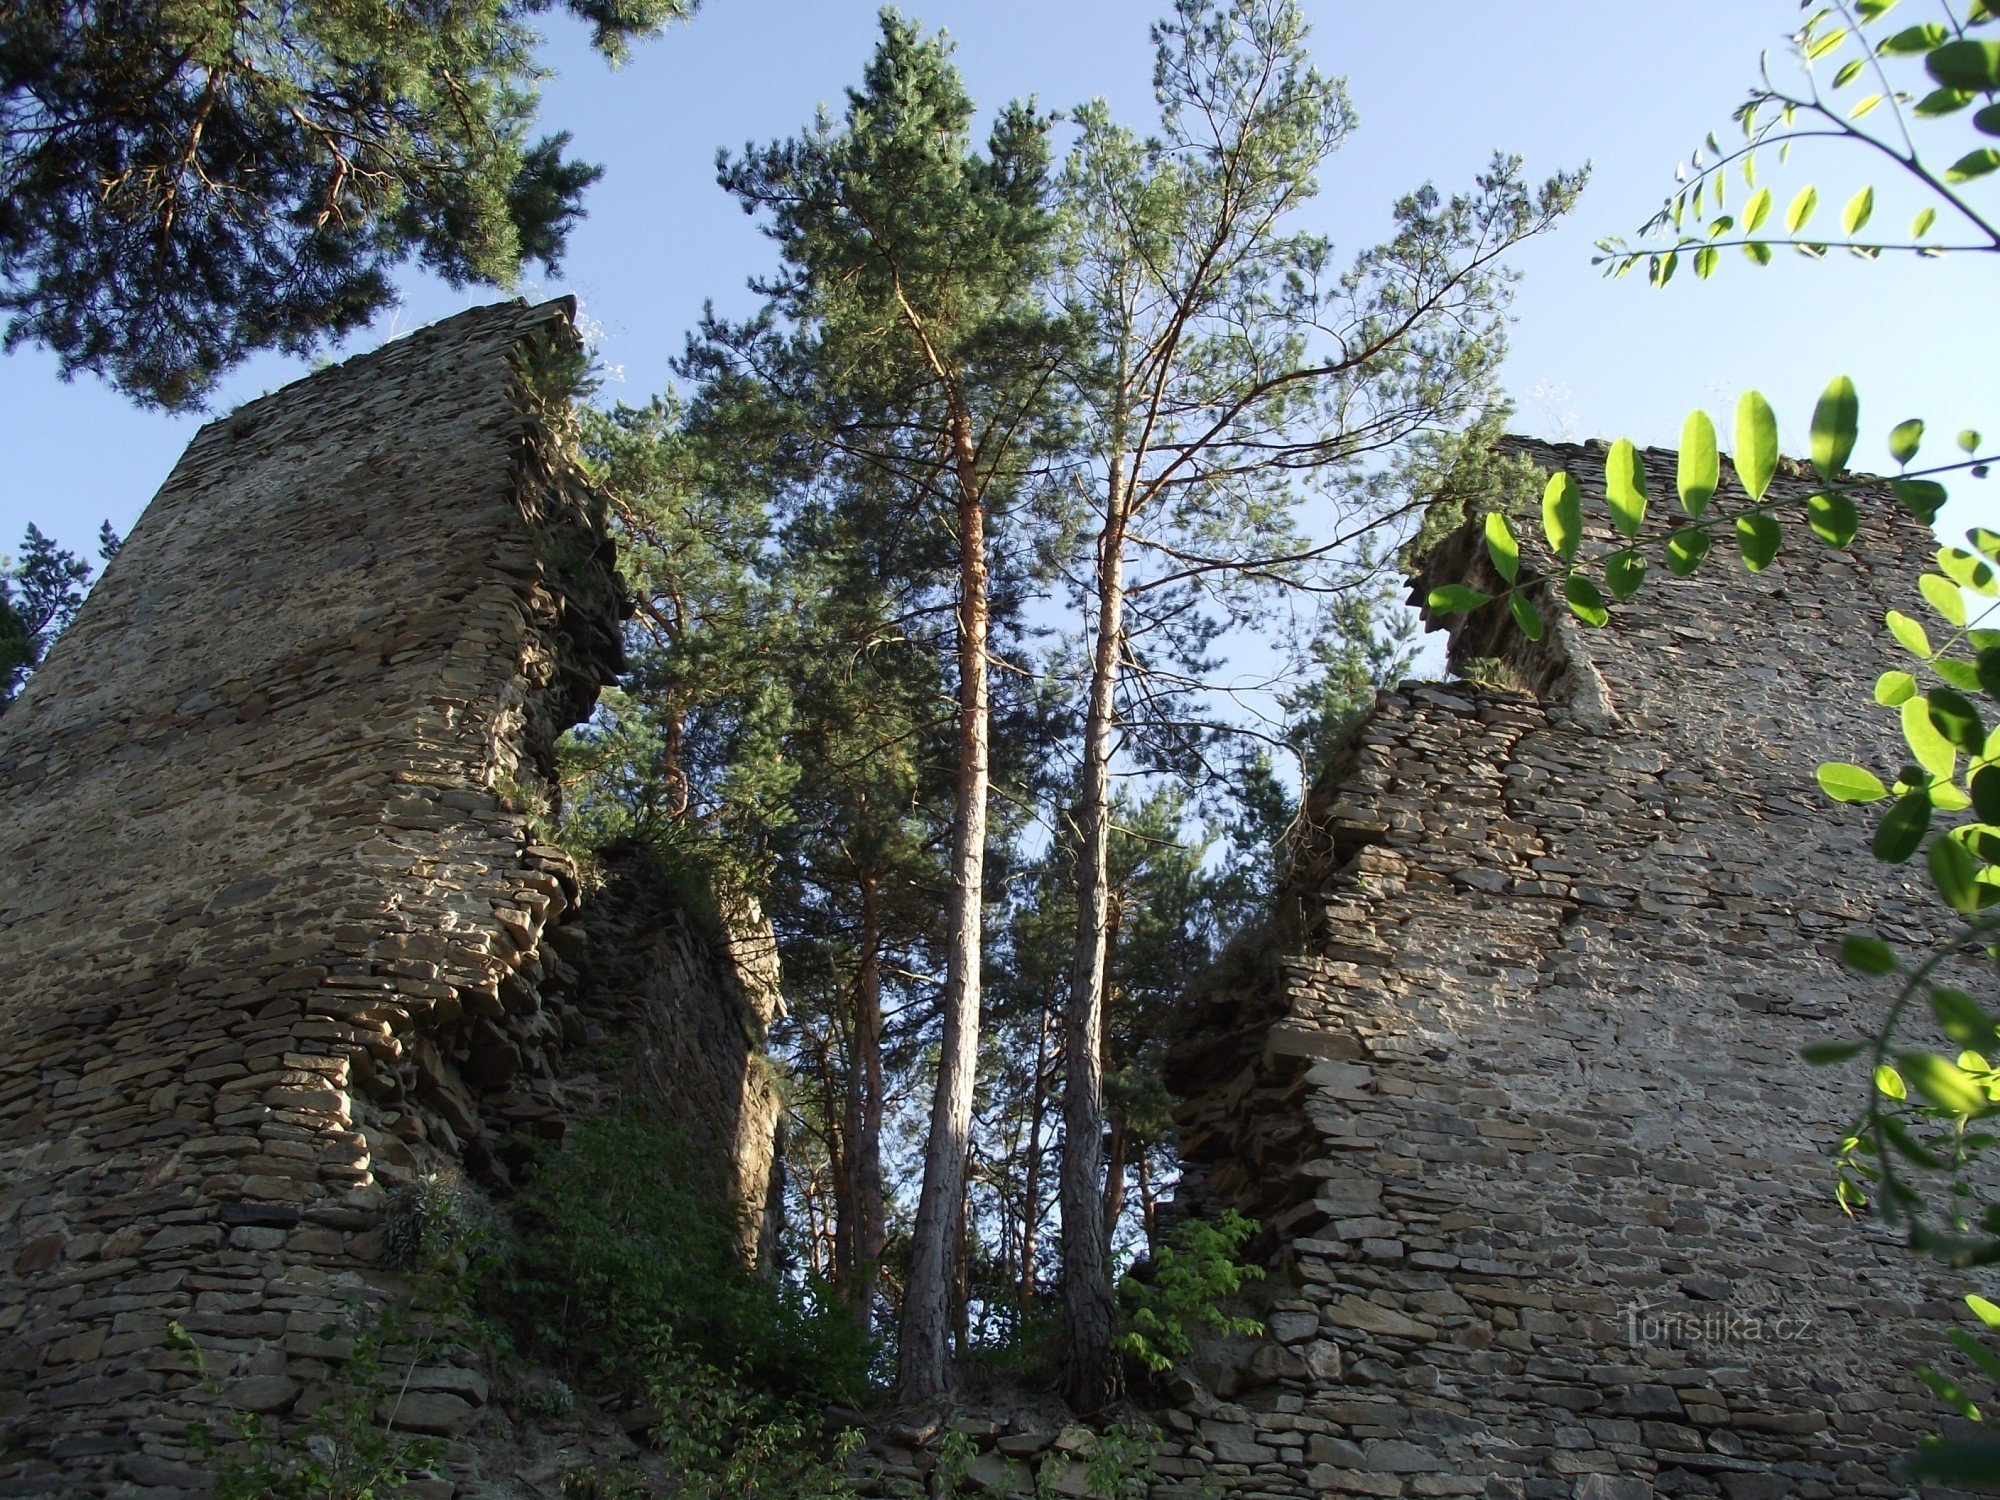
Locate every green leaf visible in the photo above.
<box><xmin>1933</xmin><ymin>836</ymin><xmax>1985</xmax><ymax>914</ymax></box>
<box><xmin>1666</xmin><ymin>527</ymin><xmax>1712</xmax><ymax>575</ymax></box>
<box><xmin>1604</xmin><ymin>438</ymin><xmax>1648</xmax><ymax>536</ymax></box>
<box><xmin>1737</xmin><ymin>513</ymin><xmax>1782</xmax><ymax>571</ymax></box>
<box><xmin>1882</xmin><ymin>21</ymin><xmax>1946</xmax><ymax>52</ymax></box>
<box><xmin>1949</xmin><ymin>1328</ymin><xmax>2000</xmax><ymax>1392</ymax></box>
<box><xmin>1975</xmin><ymin>528</ymin><xmax>2000</xmax><ymax>564</ymax></box>
<box><xmin>1928</xmin><ymin>38</ymin><xmax>2000</xmax><ymax>90</ymax></box>
<box><xmin>1564</xmin><ymin>574</ymin><xmax>1609</xmax><ymax>627</ymax></box>
<box><xmin>1969</xmin><ymin>1294</ymin><xmax>2000</xmax><ymax>1330</ymax></box>
<box><xmin>1932</xmin><ymin>988</ymin><xmax>1999</xmax><ymax>1049</ymax></box>
<box><xmin>1808</xmin><ymin>490</ymin><xmax>1859</xmax><ymax>546</ymax></box>
<box><xmin>1978</xmin><ymin>102</ymin><xmax>2000</xmax><ymax>136</ymax></box>
<box><xmin>1963</xmin><ymin>428</ymin><xmax>1985</xmax><ymax>454</ymax></box>
<box><xmin>1920</xmin><ymin>1367</ymin><xmax>1982</xmax><ymax>1423</ymax></box>
<box><xmin>1834</xmin><ymin>57</ymin><xmax>1865</xmax><ymax>88</ymax></box>
<box><xmin>1427</xmin><ymin>584</ymin><xmax>1492</xmax><ymax>615</ymax></box>
<box><xmin>1892</xmin><ymin>478</ymin><xmax>1948</xmax><ymax>522</ymax></box>
<box><xmin>1948</xmin><ymin>148</ymin><xmax>2000</xmax><ymax>182</ymax></box>
<box><xmin>1509</xmin><ymin>592</ymin><xmax>1545</xmax><ymax>642</ymax></box>
<box><xmin>1914</xmin><ymin>206</ymin><xmax>1938</xmax><ymax>238</ymax></box>
<box><xmin>1843</xmin><ymin>933</ymin><xmax>1899</xmax><ymax>973</ymax></box>
<box><xmin>1890</xmin><ymin>418</ymin><xmax>1925</xmax><ymax>465</ymax></box>
<box><xmin>1484</xmin><ymin>512</ymin><xmax>1520</xmax><ymax>583</ymax></box>
<box><xmin>1693</xmin><ymin>246</ymin><xmax>1719</xmax><ymax>281</ymax></box>
<box><xmin>1922</xmin><ymin>572</ymin><xmax>1970</xmax><ymax>626</ymax></box>
<box><xmin>1935</xmin><ymin>657</ymin><xmax>1987</xmax><ymax>692</ymax></box>
<box><xmin>1976</xmin><ymin>766</ymin><xmax>2000</xmax><ymax>824</ymax></box>
<box><xmin>1735</xmin><ymin>391</ymin><xmax>1779</xmax><ymax>501</ymax></box>
<box><xmin>1604</xmin><ymin>549</ymin><xmax>1647</xmax><ymax>600</ymax></box>
<box><xmin>1915</xmin><ymin>86</ymin><xmax>1975</xmax><ymax>117</ymax></box>
<box><xmin>1929</xmin><ymin>687</ymin><xmax>1987</xmax><ymax>752</ymax></box>
<box><xmin>1877</xmin><ymin>670</ymin><xmax>1919</xmax><ymax>705</ymax></box>
<box><xmin>1981</xmin><ymin>645</ymin><xmax>2000</xmax><ymax>698</ymax></box>
<box><xmin>1786</xmin><ymin>185</ymin><xmax>1819</xmax><ymax>232</ymax></box>
<box><xmin>1875</xmin><ymin>790</ymin><xmax>1933</xmax><ymax>862</ymax></box>
<box><xmin>1743</xmin><ymin>186</ymin><xmax>1773</xmax><ymax>233</ymax></box>
<box><xmin>1940</xmin><ymin>546</ymin><xmax>1999</xmax><ymax>594</ymax></box>
<box><xmin>1842</xmin><ymin>186</ymin><xmax>1875</xmax><ymax>234</ymax></box>
<box><xmin>1818</xmin><ymin>762</ymin><xmax>1889</xmax><ymax>803</ymax></box>
<box><xmin>1803</xmin><ymin>1039</ymin><xmax>1868</xmax><ymax>1064</ymax></box>
<box><xmin>1541</xmin><ymin>472</ymin><xmax>1582</xmax><ymax>562</ymax></box>
<box><xmin>1810</xmin><ymin>375</ymin><xmax>1859</xmax><ymax>480</ymax></box>
<box><xmin>1888</xmin><ymin>610</ymin><xmax>1934</xmax><ymax>659</ymax></box>
<box><xmin>1678</xmin><ymin>411</ymin><xmax>1719</xmax><ymax>515</ymax></box>
<box><xmin>1904</xmin><ymin>695</ymin><xmax>1960</xmax><ymax>779</ymax></box>
<box><xmin>1743</xmin><ymin>239</ymin><xmax>1773</xmax><ymax>266</ymax></box>
<box><xmin>1876</xmin><ymin>1062</ymin><xmax>1909</xmax><ymax>1099</ymax></box>
<box><xmin>1902</xmin><ymin>1048</ymin><xmax>1991</xmax><ymax>1112</ymax></box>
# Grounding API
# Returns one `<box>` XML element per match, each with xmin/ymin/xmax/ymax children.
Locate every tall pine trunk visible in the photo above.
<box><xmin>1060</xmin><ymin>457</ymin><xmax>1128</xmax><ymax>1412</ymax></box>
<box><xmin>846</xmin><ymin>873</ymin><xmax>887</xmax><ymax>1336</ymax></box>
<box><xmin>899</xmin><ymin>417</ymin><xmax>991</xmax><ymax>1401</ymax></box>
<box><xmin>1019</xmin><ymin>1006</ymin><xmax>1050</xmax><ymax>1310</ymax></box>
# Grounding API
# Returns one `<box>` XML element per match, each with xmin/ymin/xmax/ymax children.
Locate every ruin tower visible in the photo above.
<box><xmin>0</xmin><ymin>300</ymin><xmax>780</xmax><ymax>1494</ymax></box>
<box><xmin>1160</xmin><ymin>439</ymin><xmax>1979</xmax><ymax>1499</ymax></box>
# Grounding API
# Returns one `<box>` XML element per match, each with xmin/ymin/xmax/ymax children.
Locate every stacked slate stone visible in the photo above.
<box><xmin>1154</xmin><ymin>440</ymin><xmax>1986</xmax><ymax>1500</ymax></box>
<box><xmin>0</xmin><ymin>300</ymin><xmax>780</xmax><ymax>1495</ymax></box>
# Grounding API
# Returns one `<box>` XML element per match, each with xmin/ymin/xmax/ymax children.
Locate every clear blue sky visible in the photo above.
<box><xmin>3</xmin><ymin>0</ymin><xmax>1996</xmax><ymax>561</ymax></box>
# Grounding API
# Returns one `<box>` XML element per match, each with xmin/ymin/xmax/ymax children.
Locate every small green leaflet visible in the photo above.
<box><xmin>1787</xmin><ymin>185</ymin><xmax>1819</xmax><ymax>232</ymax></box>
<box><xmin>1808</xmin><ymin>491</ymin><xmax>1859</xmax><ymax>546</ymax></box>
<box><xmin>1802</xmin><ymin>1040</ymin><xmax>1868</xmax><ymax>1065</ymax></box>
<box><xmin>1928</xmin><ymin>687</ymin><xmax>1986</xmax><ymax>753</ymax></box>
<box><xmin>1735</xmin><ymin>391</ymin><xmax>1779</xmax><ymax>500</ymax></box>
<box><xmin>1887</xmin><ymin>609</ymin><xmax>1933</xmax><ymax>658</ymax></box>
<box><xmin>1874</xmin><ymin>790</ymin><xmax>1932</xmax><ymax>863</ymax></box>
<box><xmin>1932</xmin><ymin>836</ymin><xmax>1985</xmax><ymax>915</ymax></box>
<box><xmin>1842</xmin><ymin>186</ymin><xmax>1875</xmax><ymax>235</ymax></box>
<box><xmin>1903</xmin><ymin>695</ymin><xmax>1959</xmax><ymax>780</ymax></box>
<box><xmin>1564</xmin><ymin>574</ymin><xmax>1609</xmax><ymax>627</ymax></box>
<box><xmin>1921</xmin><ymin>572</ymin><xmax>1969</xmax><ymax>626</ymax></box>
<box><xmin>1877</xmin><ymin>669</ymin><xmax>1918</xmax><ymax>704</ymax></box>
<box><xmin>1605</xmin><ymin>549</ymin><xmax>1648</xmax><ymax>599</ymax></box>
<box><xmin>1914</xmin><ymin>206</ymin><xmax>1938</xmax><ymax>238</ymax></box>
<box><xmin>1962</xmin><ymin>428</ymin><xmax>1984</xmax><ymax>454</ymax></box>
<box><xmin>1972</xmin><ymin>1294</ymin><xmax>2000</xmax><ymax>1331</ymax></box>
<box><xmin>1939</xmin><ymin>546</ymin><xmax>1999</xmax><ymax>594</ymax></box>
<box><xmin>1931</xmin><ymin>988</ymin><xmax>1998</xmax><ymax>1049</ymax></box>
<box><xmin>1928</xmin><ymin>38</ymin><xmax>2000</xmax><ymax>91</ymax></box>
<box><xmin>1744</xmin><ymin>186</ymin><xmax>1773</xmax><ymax>233</ymax></box>
<box><xmin>1604</xmin><ymin>439</ymin><xmax>1648</xmax><ymax>537</ymax></box>
<box><xmin>1743</xmin><ymin>240</ymin><xmax>1773</xmax><ymax>266</ymax></box>
<box><xmin>1737</xmin><ymin>513</ymin><xmax>1782</xmax><ymax>571</ymax></box>
<box><xmin>1810</xmin><ymin>375</ymin><xmax>1859</xmax><ymax>480</ymax></box>
<box><xmin>1948</xmin><ymin>148</ymin><xmax>2000</xmax><ymax>182</ymax></box>
<box><xmin>1542</xmin><ymin>472</ymin><xmax>1582</xmax><ymax>561</ymax></box>
<box><xmin>1900</xmin><ymin>1049</ymin><xmax>1989</xmax><ymax>1114</ymax></box>
<box><xmin>1678</xmin><ymin>411</ymin><xmax>1718</xmax><ymax>515</ymax></box>
<box><xmin>1484</xmin><ymin>512</ymin><xmax>1520</xmax><ymax>583</ymax></box>
<box><xmin>1890</xmin><ymin>417</ymin><xmax>1925</xmax><ymax>465</ymax></box>
<box><xmin>1892</xmin><ymin>478</ymin><xmax>1948</xmax><ymax>522</ymax></box>
<box><xmin>1843</xmin><ymin>934</ymin><xmax>1898</xmax><ymax>973</ymax></box>
<box><xmin>1982</xmin><ymin>645</ymin><xmax>2000</xmax><ymax>698</ymax></box>
<box><xmin>1876</xmin><ymin>1061</ymin><xmax>1909</xmax><ymax>1099</ymax></box>
<box><xmin>1935</xmin><ymin>657</ymin><xmax>1987</xmax><ymax>693</ymax></box>
<box><xmin>1882</xmin><ymin>21</ymin><xmax>1947</xmax><ymax>53</ymax></box>
<box><xmin>1916</xmin><ymin>86</ymin><xmax>1975</xmax><ymax>118</ymax></box>
<box><xmin>1817</xmin><ymin>762</ymin><xmax>1889</xmax><ymax>802</ymax></box>
<box><xmin>1975</xmin><ymin>765</ymin><xmax>2000</xmax><ymax>823</ymax></box>
<box><xmin>1509</xmin><ymin>593</ymin><xmax>1545</xmax><ymax>641</ymax></box>
<box><xmin>1427</xmin><ymin>584</ymin><xmax>1491</xmax><ymax>615</ymax></box>
<box><xmin>1979</xmin><ymin>102</ymin><xmax>2000</xmax><ymax>137</ymax></box>
<box><xmin>1975</xmin><ymin>528</ymin><xmax>2000</xmax><ymax>564</ymax></box>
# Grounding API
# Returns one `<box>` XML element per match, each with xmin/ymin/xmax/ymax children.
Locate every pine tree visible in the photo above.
<box><xmin>686</xmin><ymin>11</ymin><xmax>1077</xmax><ymax>1398</ymax></box>
<box><xmin>1049</xmin><ymin>0</ymin><xmax>1583</xmax><ymax>1408</ymax></box>
<box><xmin>0</xmin><ymin>0</ymin><xmax>701</xmax><ymax>407</ymax></box>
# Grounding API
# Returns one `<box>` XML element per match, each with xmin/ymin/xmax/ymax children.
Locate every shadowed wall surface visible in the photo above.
<box><xmin>0</xmin><ymin>299</ymin><xmax>777</xmax><ymax>1496</ymax></box>
<box><xmin>1154</xmin><ymin>441</ymin><xmax>1982</xmax><ymax>1500</ymax></box>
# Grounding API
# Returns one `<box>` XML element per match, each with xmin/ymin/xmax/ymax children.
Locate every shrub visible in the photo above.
<box><xmin>1113</xmin><ymin>1210</ymin><xmax>1265</xmax><ymax>1374</ymax></box>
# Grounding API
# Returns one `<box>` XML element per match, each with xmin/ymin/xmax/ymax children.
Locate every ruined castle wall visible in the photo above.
<box><xmin>0</xmin><ymin>301</ymin><xmax>778</xmax><ymax>1495</ymax></box>
<box><xmin>1160</xmin><ymin>441</ymin><xmax>1976</xmax><ymax>1500</ymax></box>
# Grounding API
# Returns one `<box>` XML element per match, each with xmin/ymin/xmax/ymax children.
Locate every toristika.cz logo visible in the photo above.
<box><xmin>1623</xmin><ymin>1299</ymin><xmax>1815</xmax><ymax>1350</ymax></box>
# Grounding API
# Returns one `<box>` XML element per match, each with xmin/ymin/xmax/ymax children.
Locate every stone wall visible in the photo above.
<box><xmin>0</xmin><ymin>299</ymin><xmax>780</xmax><ymax>1496</ymax></box>
<box><xmin>1157</xmin><ymin>440</ymin><xmax>1981</xmax><ymax>1500</ymax></box>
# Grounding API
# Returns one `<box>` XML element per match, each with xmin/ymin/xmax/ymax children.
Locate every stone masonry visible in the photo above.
<box><xmin>0</xmin><ymin>300</ymin><xmax>780</xmax><ymax>1495</ymax></box>
<box><xmin>1158</xmin><ymin>440</ymin><xmax>1984</xmax><ymax>1500</ymax></box>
